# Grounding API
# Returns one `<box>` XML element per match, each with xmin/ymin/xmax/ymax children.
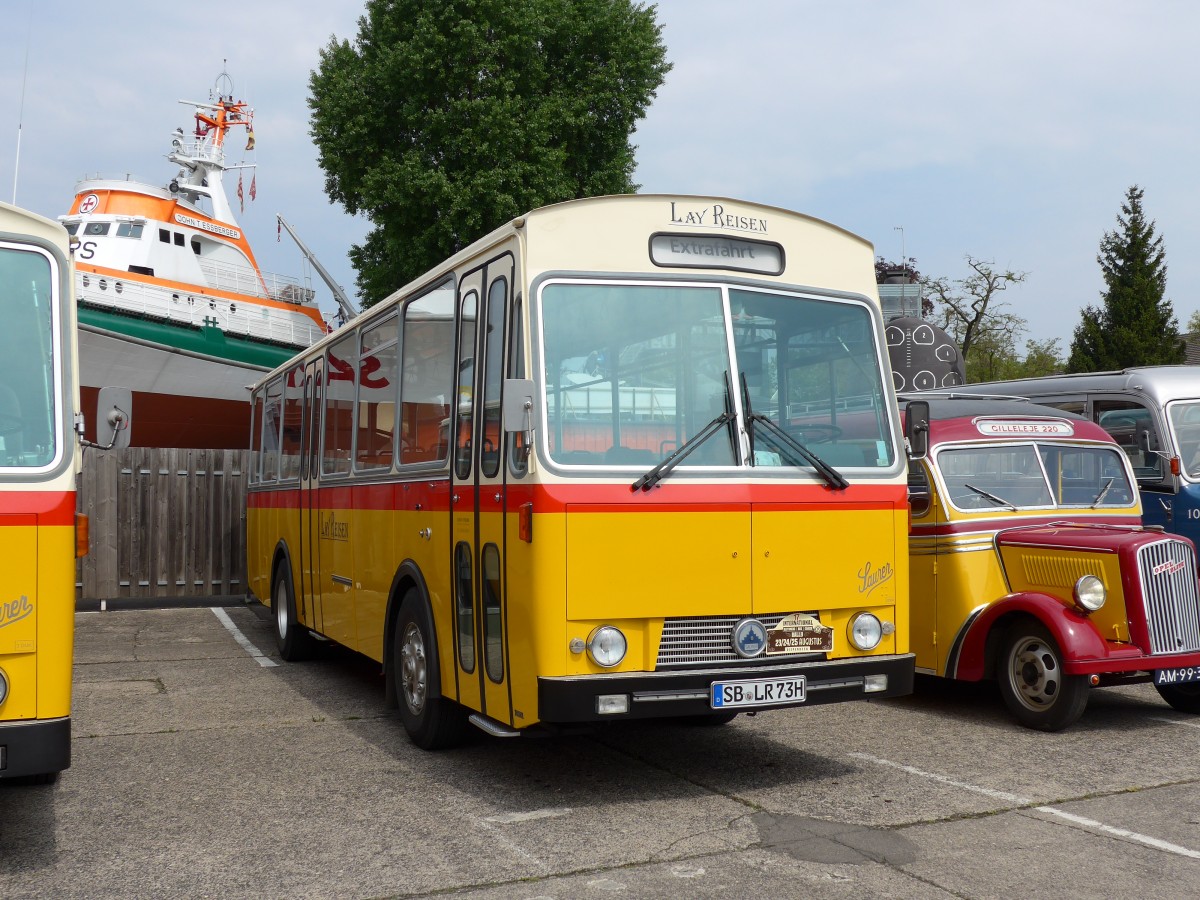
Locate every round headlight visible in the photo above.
<box><xmin>0</xmin><ymin>667</ymin><xmax>8</xmax><ymax>707</ymax></box>
<box><xmin>848</xmin><ymin>613</ymin><xmax>883</xmax><ymax>651</ymax></box>
<box><xmin>586</xmin><ymin>626</ymin><xmax>627</xmax><ymax>668</ymax></box>
<box><xmin>1074</xmin><ymin>574</ymin><xmax>1107</xmax><ymax>612</ymax></box>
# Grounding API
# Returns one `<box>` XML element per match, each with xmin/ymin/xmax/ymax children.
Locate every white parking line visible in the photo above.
<box><xmin>849</xmin><ymin>752</ymin><xmax>1200</xmax><ymax>860</ymax></box>
<box><xmin>211</xmin><ymin>607</ymin><xmax>278</xmax><ymax>668</ymax></box>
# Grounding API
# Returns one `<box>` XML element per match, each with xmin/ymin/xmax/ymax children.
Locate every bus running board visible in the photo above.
<box><xmin>468</xmin><ymin>713</ymin><xmax>521</xmax><ymax>738</ymax></box>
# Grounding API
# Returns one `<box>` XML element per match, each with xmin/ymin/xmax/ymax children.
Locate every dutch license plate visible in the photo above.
<box><xmin>710</xmin><ymin>675</ymin><xmax>806</xmax><ymax>709</ymax></box>
<box><xmin>1155</xmin><ymin>666</ymin><xmax>1200</xmax><ymax>685</ymax></box>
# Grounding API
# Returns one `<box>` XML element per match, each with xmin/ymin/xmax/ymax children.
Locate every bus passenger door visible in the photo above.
<box><xmin>299</xmin><ymin>358</ymin><xmax>324</xmax><ymax>635</ymax></box>
<box><xmin>450</xmin><ymin>255</ymin><xmax>515</xmax><ymax>726</ymax></box>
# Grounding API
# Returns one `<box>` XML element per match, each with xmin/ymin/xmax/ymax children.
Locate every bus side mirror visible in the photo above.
<box><xmin>95</xmin><ymin>386</ymin><xmax>133</xmax><ymax>450</ymax></box>
<box><xmin>905</xmin><ymin>400</ymin><xmax>929</xmax><ymax>461</ymax></box>
<box><xmin>1138</xmin><ymin>429</ymin><xmax>1155</xmax><ymax>452</ymax></box>
<box><xmin>503</xmin><ymin>379</ymin><xmax>536</xmax><ymax>460</ymax></box>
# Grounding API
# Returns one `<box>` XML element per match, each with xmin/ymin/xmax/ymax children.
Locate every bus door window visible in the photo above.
<box><xmin>1094</xmin><ymin>400</ymin><xmax>1163</xmax><ymax>481</ymax></box>
<box><xmin>453</xmin><ymin>286</ymin><xmax>480</xmax><ymax>679</ymax></box>
<box><xmin>480</xmin><ymin>273</ymin><xmax>509</xmax><ymax>684</ymax></box>
<box><xmin>455</xmin><ymin>291</ymin><xmax>478</xmax><ymax>480</ymax></box>
<box><xmin>507</xmin><ymin>294</ymin><xmax>528</xmax><ymax>478</ymax></box>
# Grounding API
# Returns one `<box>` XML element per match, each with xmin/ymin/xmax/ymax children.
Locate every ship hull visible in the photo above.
<box><xmin>78</xmin><ymin>306</ymin><xmax>298</xmax><ymax>449</ymax></box>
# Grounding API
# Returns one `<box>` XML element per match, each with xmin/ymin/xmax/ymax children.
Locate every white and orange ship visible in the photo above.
<box><xmin>61</xmin><ymin>77</ymin><xmax>331</xmax><ymax>449</ymax></box>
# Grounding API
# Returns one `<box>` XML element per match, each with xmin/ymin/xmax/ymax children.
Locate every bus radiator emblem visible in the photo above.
<box><xmin>732</xmin><ymin>618</ymin><xmax>767</xmax><ymax>658</ymax></box>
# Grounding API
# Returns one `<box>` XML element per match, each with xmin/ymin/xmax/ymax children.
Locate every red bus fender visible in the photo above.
<box><xmin>949</xmin><ymin>592</ymin><xmax>1111</xmax><ymax>681</ymax></box>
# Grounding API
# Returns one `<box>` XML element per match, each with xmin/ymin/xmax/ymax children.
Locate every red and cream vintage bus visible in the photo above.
<box><xmin>903</xmin><ymin>396</ymin><xmax>1200</xmax><ymax>730</ymax></box>
<box><xmin>247</xmin><ymin>195</ymin><xmax>914</xmax><ymax>749</ymax></box>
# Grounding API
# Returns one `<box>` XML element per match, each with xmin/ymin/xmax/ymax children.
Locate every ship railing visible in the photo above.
<box><xmin>198</xmin><ymin>259</ymin><xmax>316</xmax><ymax>306</ymax></box>
<box><xmin>77</xmin><ymin>271</ymin><xmax>326</xmax><ymax>349</ymax></box>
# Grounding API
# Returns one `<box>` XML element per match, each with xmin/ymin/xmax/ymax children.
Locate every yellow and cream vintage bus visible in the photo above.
<box><xmin>247</xmin><ymin>195</ymin><xmax>914</xmax><ymax>749</ymax></box>
<box><xmin>0</xmin><ymin>202</ymin><xmax>89</xmax><ymax>782</ymax></box>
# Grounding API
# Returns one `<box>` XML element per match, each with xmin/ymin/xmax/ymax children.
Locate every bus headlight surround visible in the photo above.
<box><xmin>1074</xmin><ymin>574</ymin><xmax>1107</xmax><ymax>612</ymax></box>
<box><xmin>586</xmin><ymin>626</ymin><xmax>627</xmax><ymax>668</ymax></box>
<box><xmin>848</xmin><ymin>612</ymin><xmax>883</xmax><ymax>651</ymax></box>
<box><xmin>0</xmin><ymin>667</ymin><xmax>8</xmax><ymax>707</ymax></box>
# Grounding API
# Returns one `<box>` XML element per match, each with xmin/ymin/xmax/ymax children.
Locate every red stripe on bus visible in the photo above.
<box><xmin>247</xmin><ymin>480</ymin><xmax>905</xmax><ymax>513</ymax></box>
<box><xmin>0</xmin><ymin>490</ymin><xmax>76</xmax><ymax>525</ymax></box>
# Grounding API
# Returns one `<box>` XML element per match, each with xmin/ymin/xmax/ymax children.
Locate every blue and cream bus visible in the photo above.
<box><xmin>970</xmin><ymin>367</ymin><xmax>1200</xmax><ymax>544</ymax></box>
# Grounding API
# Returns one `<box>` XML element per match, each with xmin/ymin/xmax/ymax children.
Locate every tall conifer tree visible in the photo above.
<box><xmin>1068</xmin><ymin>185</ymin><xmax>1183</xmax><ymax>371</ymax></box>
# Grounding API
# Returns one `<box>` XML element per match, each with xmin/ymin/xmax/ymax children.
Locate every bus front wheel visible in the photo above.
<box><xmin>395</xmin><ymin>594</ymin><xmax>468</xmax><ymax>750</ymax></box>
<box><xmin>1156</xmin><ymin>681</ymin><xmax>1200</xmax><ymax>714</ymax></box>
<box><xmin>273</xmin><ymin>561</ymin><xmax>316</xmax><ymax>661</ymax></box>
<box><xmin>997</xmin><ymin>622</ymin><xmax>1089</xmax><ymax>731</ymax></box>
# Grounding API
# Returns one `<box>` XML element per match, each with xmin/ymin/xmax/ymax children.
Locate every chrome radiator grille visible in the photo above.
<box><xmin>1138</xmin><ymin>538</ymin><xmax>1200</xmax><ymax>655</ymax></box>
<box><xmin>656</xmin><ymin>614</ymin><xmax>821</xmax><ymax>668</ymax></box>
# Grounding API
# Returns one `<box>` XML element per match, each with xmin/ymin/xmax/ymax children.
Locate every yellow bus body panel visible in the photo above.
<box><xmin>0</xmin><ymin>522</ymin><xmax>74</xmax><ymax>721</ymax></box>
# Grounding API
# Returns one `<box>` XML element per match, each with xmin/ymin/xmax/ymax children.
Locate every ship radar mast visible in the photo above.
<box><xmin>166</xmin><ymin>65</ymin><xmax>255</xmax><ymax>226</ymax></box>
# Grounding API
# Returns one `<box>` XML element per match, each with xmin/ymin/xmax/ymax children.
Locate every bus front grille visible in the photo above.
<box><xmin>655</xmin><ymin>614</ymin><xmax>823</xmax><ymax>668</ymax></box>
<box><xmin>1138</xmin><ymin>538</ymin><xmax>1200</xmax><ymax>655</ymax></box>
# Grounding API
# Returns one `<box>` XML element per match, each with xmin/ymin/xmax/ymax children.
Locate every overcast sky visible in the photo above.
<box><xmin>4</xmin><ymin>1</ymin><xmax>1199</xmax><ymax>352</ymax></box>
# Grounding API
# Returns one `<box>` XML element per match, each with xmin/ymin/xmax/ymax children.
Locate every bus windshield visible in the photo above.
<box><xmin>539</xmin><ymin>280</ymin><xmax>894</xmax><ymax>469</ymax></box>
<box><xmin>937</xmin><ymin>442</ymin><xmax>1135</xmax><ymax>510</ymax></box>
<box><xmin>0</xmin><ymin>243</ymin><xmax>58</xmax><ymax>469</ymax></box>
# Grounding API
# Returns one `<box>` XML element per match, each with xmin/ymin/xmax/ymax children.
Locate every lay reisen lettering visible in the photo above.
<box><xmin>669</xmin><ymin>202</ymin><xmax>768</xmax><ymax>233</ymax></box>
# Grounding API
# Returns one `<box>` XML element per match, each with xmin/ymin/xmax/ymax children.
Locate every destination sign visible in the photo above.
<box><xmin>649</xmin><ymin>233</ymin><xmax>783</xmax><ymax>275</ymax></box>
<box><xmin>975</xmin><ymin>419</ymin><xmax>1075</xmax><ymax>437</ymax></box>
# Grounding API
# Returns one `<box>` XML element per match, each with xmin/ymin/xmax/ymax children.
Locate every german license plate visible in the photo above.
<box><xmin>1155</xmin><ymin>666</ymin><xmax>1200</xmax><ymax>685</ymax></box>
<box><xmin>710</xmin><ymin>675</ymin><xmax>806</xmax><ymax>709</ymax></box>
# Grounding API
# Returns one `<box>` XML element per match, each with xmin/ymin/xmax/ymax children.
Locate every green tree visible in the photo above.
<box><xmin>922</xmin><ymin>256</ymin><xmax>1029</xmax><ymax>368</ymax></box>
<box><xmin>1068</xmin><ymin>185</ymin><xmax>1183</xmax><ymax>371</ymax></box>
<box><xmin>309</xmin><ymin>0</ymin><xmax>671</xmax><ymax>306</ymax></box>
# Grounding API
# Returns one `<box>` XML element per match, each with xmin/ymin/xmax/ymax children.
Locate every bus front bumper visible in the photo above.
<box><xmin>0</xmin><ymin>717</ymin><xmax>70</xmax><ymax>780</ymax></box>
<box><xmin>538</xmin><ymin>654</ymin><xmax>915</xmax><ymax>723</ymax></box>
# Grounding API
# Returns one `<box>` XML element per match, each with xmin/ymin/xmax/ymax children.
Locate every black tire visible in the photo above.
<box><xmin>1155</xmin><ymin>681</ymin><xmax>1200</xmax><ymax>714</ymax></box>
<box><xmin>3</xmin><ymin>771</ymin><xmax>59</xmax><ymax>787</ymax></box>
<box><xmin>273</xmin><ymin>560</ymin><xmax>316</xmax><ymax>661</ymax></box>
<box><xmin>394</xmin><ymin>590</ymin><xmax>468</xmax><ymax>750</ymax></box>
<box><xmin>997</xmin><ymin>622</ymin><xmax>1089</xmax><ymax>731</ymax></box>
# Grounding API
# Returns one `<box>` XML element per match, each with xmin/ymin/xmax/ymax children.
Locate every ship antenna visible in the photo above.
<box><xmin>11</xmin><ymin>2</ymin><xmax>34</xmax><ymax>205</ymax></box>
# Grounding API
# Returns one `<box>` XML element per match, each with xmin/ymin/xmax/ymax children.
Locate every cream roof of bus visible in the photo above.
<box><xmin>520</xmin><ymin>194</ymin><xmax>878</xmax><ymax>299</ymax></box>
<box><xmin>252</xmin><ymin>194</ymin><xmax>881</xmax><ymax>387</ymax></box>
<box><xmin>0</xmin><ymin>200</ymin><xmax>71</xmax><ymax>247</ymax></box>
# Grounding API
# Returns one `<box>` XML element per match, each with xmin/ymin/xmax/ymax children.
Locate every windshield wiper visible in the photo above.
<box><xmin>632</xmin><ymin>373</ymin><xmax>736</xmax><ymax>492</ymax></box>
<box><xmin>1090</xmin><ymin>477</ymin><xmax>1115</xmax><ymax>508</ymax></box>
<box><xmin>963</xmin><ymin>482</ymin><xmax>1017</xmax><ymax>511</ymax></box>
<box><xmin>740</xmin><ymin>374</ymin><xmax>848</xmax><ymax>490</ymax></box>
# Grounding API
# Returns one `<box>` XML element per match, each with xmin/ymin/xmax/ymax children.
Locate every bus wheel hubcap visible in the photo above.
<box><xmin>400</xmin><ymin>622</ymin><xmax>427</xmax><ymax>714</ymax></box>
<box><xmin>1010</xmin><ymin>637</ymin><xmax>1059</xmax><ymax>709</ymax></box>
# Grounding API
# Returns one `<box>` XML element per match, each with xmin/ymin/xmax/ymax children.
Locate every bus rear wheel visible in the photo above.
<box><xmin>997</xmin><ymin>622</ymin><xmax>1089</xmax><ymax>731</ymax></box>
<box><xmin>273</xmin><ymin>561</ymin><xmax>316</xmax><ymax>661</ymax></box>
<box><xmin>1156</xmin><ymin>681</ymin><xmax>1200</xmax><ymax>714</ymax></box>
<box><xmin>395</xmin><ymin>593</ymin><xmax>468</xmax><ymax>750</ymax></box>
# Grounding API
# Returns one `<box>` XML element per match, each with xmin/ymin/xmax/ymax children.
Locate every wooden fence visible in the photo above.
<box><xmin>76</xmin><ymin>448</ymin><xmax>249</xmax><ymax>601</ymax></box>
